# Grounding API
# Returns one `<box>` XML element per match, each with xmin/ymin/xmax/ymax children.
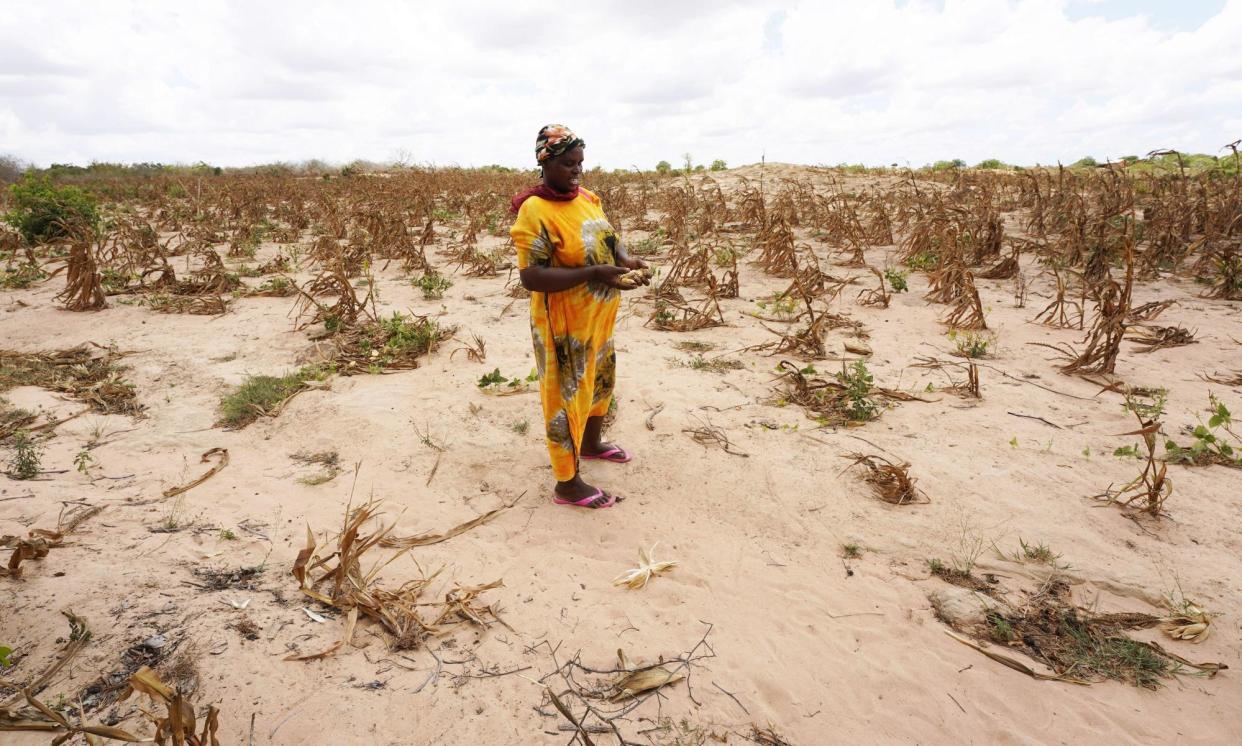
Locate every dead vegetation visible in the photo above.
<box><xmin>0</xmin><ymin>345</ymin><xmax>141</xmax><ymax>415</ymax></box>
<box><xmin>940</xmin><ymin>577</ymin><xmax>1225</xmax><ymax>689</ymax></box>
<box><xmin>1095</xmin><ymin>392</ymin><xmax>1172</xmax><ymax>517</ymax></box>
<box><xmin>1</xmin><ymin>504</ymin><xmax>103</xmax><ymax>578</ymax></box>
<box><xmin>1126</xmin><ymin>324</ymin><xmax>1196</xmax><ymax>353</ymax></box>
<box><xmin>842</xmin><ymin>453</ymin><xmax>927</xmax><ymax>505</ymax></box>
<box><xmin>773</xmin><ymin>360</ymin><xmax>929</xmax><ymax>426</ymax></box>
<box><xmin>290</xmin><ymin>499</ymin><xmax>504</xmax><ymax>657</ymax></box>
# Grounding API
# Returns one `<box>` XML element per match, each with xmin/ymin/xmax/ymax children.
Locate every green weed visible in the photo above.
<box><xmin>5</xmin><ymin>431</ymin><xmax>42</xmax><ymax>479</ymax></box>
<box><xmin>217</xmin><ymin>364</ymin><xmax>332</xmax><ymax>429</ymax></box>
<box><xmin>414</xmin><ymin>271</ymin><xmax>452</xmax><ymax>299</ymax></box>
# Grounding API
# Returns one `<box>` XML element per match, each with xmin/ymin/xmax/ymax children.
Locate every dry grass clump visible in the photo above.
<box><xmin>291</xmin><ymin>449</ymin><xmax>342</xmax><ymax>485</ymax></box>
<box><xmin>647</xmin><ymin>296</ymin><xmax>725</xmax><ymax>332</ymax></box>
<box><xmin>145</xmin><ymin>293</ymin><xmax>229</xmax><ymax>315</ymax></box>
<box><xmin>944</xmin><ymin>578</ymin><xmax>1225</xmax><ymax>689</ymax></box>
<box><xmin>0</xmin><ymin>345</ymin><xmax>141</xmax><ymax>415</ymax></box>
<box><xmin>291</xmin><ymin>500</ymin><xmax>503</xmax><ymax>657</ymax></box>
<box><xmin>1127</xmin><ymin>324</ymin><xmax>1196</xmax><ymax>353</ymax></box>
<box><xmin>843</xmin><ymin>453</ymin><xmax>927</xmax><ymax>505</ymax></box>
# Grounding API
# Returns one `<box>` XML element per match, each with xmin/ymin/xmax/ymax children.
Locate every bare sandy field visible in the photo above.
<box><xmin>2</xmin><ymin>165</ymin><xmax>1241</xmax><ymax>745</ymax></box>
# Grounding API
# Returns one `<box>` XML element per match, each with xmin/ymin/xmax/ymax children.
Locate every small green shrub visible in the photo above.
<box><xmin>415</xmin><ymin>271</ymin><xmax>452</xmax><ymax>299</ymax></box>
<box><xmin>6</xmin><ymin>431</ymin><xmax>42</xmax><ymax>479</ymax></box>
<box><xmin>976</xmin><ymin>158</ymin><xmax>1006</xmax><ymax>170</ymax></box>
<box><xmin>756</xmin><ymin>292</ymin><xmax>798</xmax><ymax>318</ymax></box>
<box><xmin>883</xmin><ymin>267</ymin><xmax>908</xmax><ymax>292</ymax></box>
<box><xmin>477</xmin><ymin>367</ymin><xmax>538</xmax><ymax>390</ymax></box>
<box><xmin>0</xmin><ymin>262</ymin><xmax>47</xmax><ymax>289</ymax></box>
<box><xmin>4</xmin><ymin>175</ymin><xmax>99</xmax><ymax>244</ymax></box>
<box><xmin>837</xmin><ymin>361</ymin><xmax>878</xmax><ymax>422</ymax></box>
<box><xmin>949</xmin><ymin>330</ymin><xmax>995</xmax><ymax>359</ymax></box>
<box><xmin>709</xmin><ymin>159</ymin><xmax>727</xmax><ymax>171</ymax></box>
<box><xmin>905</xmin><ymin>250</ymin><xmax>938</xmax><ymax>271</ymax></box>
<box><xmin>1164</xmin><ymin>395</ymin><xmax>1240</xmax><ymax>467</ymax></box>
<box><xmin>655</xmin><ymin>160</ymin><xmax>672</xmax><ymax>175</ymax></box>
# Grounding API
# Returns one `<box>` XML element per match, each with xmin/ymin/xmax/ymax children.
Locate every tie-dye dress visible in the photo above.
<box><xmin>510</xmin><ymin>188</ymin><xmax>619</xmax><ymax>481</ymax></box>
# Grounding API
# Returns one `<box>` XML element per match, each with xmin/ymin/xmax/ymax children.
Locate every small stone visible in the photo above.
<box><xmin>927</xmin><ymin>586</ymin><xmax>997</xmax><ymax>629</ymax></box>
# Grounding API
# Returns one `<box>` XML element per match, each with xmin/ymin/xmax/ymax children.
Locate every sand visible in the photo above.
<box><xmin>2</xmin><ymin>164</ymin><xmax>1240</xmax><ymax>744</ymax></box>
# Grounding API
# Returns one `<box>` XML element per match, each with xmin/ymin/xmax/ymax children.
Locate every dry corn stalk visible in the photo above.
<box><xmin>613</xmin><ymin>544</ymin><xmax>678</xmax><ymax>589</ymax></box>
<box><xmin>121</xmin><ymin>666</ymin><xmax>220</xmax><ymax>746</ymax></box>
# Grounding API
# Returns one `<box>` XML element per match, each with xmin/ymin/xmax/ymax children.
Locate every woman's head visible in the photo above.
<box><xmin>536</xmin><ymin>124</ymin><xmax>584</xmax><ymax>193</ymax></box>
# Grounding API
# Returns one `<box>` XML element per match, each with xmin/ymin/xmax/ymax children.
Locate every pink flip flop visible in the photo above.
<box><xmin>553</xmin><ymin>488</ymin><xmax>619</xmax><ymax>509</ymax></box>
<box><xmin>581</xmin><ymin>445</ymin><xmax>633</xmax><ymax>464</ymax></box>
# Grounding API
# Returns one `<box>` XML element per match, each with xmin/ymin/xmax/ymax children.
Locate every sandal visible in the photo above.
<box><xmin>553</xmin><ymin>488</ymin><xmax>619</xmax><ymax>509</ymax></box>
<box><xmin>580</xmin><ymin>445</ymin><xmax>632</xmax><ymax>464</ymax></box>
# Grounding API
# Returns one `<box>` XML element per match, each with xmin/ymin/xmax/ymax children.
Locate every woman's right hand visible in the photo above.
<box><xmin>592</xmin><ymin>265</ymin><xmax>632</xmax><ymax>289</ymax></box>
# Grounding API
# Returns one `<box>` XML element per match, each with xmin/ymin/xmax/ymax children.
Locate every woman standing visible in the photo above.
<box><xmin>510</xmin><ymin>124</ymin><xmax>648</xmax><ymax>509</ymax></box>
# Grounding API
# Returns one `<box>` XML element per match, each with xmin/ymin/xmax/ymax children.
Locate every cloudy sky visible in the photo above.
<box><xmin>1</xmin><ymin>0</ymin><xmax>1239</xmax><ymax>169</ymax></box>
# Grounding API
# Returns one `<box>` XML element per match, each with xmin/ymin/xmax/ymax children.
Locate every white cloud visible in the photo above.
<box><xmin>0</xmin><ymin>0</ymin><xmax>1238</xmax><ymax>168</ymax></box>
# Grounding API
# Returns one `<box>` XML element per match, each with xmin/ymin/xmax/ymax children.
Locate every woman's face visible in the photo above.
<box><xmin>542</xmin><ymin>145</ymin><xmax>584</xmax><ymax>192</ymax></box>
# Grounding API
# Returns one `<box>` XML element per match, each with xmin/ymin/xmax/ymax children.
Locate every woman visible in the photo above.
<box><xmin>510</xmin><ymin>124</ymin><xmax>649</xmax><ymax>509</ymax></box>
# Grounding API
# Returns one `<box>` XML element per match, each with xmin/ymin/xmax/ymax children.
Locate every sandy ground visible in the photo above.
<box><xmin>3</xmin><ymin>165</ymin><xmax>1241</xmax><ymax>745</ymax></box>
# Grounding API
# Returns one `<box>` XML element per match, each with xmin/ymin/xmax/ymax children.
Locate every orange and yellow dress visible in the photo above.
<box><xmin>510</xmin><ymin>188</ymin><xmax>620</xmax><ymax>481</ymax></box>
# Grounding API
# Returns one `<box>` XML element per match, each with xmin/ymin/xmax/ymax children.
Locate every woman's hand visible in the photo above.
<box><xmin>593</xmin><ymin>265</ymin><xmax>634</xmax><ymax>289</ymax></box>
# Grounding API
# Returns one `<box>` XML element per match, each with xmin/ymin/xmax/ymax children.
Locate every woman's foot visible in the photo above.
<box><xmin>554</xmin><ymin>476</ymin><xmax>619</xmax><ymax>509</ymax></box>
<box><xmin>580</xmin><ymin>441</ymin><xmax>633</xmax><ymax>463</ymax></box>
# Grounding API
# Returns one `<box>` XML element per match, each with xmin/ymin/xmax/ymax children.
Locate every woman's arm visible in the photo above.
<box><xmin>520</xmin><ymin>264</ymin><xmax>629</xmax><ymax>292</ymax></box>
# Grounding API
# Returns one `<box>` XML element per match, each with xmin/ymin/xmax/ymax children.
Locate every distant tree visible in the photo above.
<box><xmin>710</xmin><ymin>159</ymin><xmax>727</xmax><ymax>171</ymax></box>
<box><xmin>655</xmin><ymin>160</ymin><xmax>672</xmax><ymax>174</ymax></box>
<box><xmin>1073</xmin><ymin>156</ymin><xmax>1098</xmax><ymax>168</ymax></box>
<box><xmin>682</xmin><ymin>152</ymin><xmax>693</xmax><ymax>172</ymax></box>
<box><xmin>976</xmin><ymin>158</ymin><xmax>1005</xmax><ymax>170</ymax></box>
<box><xmin>3</xmin><ymin>175</ymin><xmax>98</xmax><ymax>244</ymax></box>
<box><xmin>0</xmin><ymin>155</ymin><xmax>22</xmax><ymax>184</ymax></box>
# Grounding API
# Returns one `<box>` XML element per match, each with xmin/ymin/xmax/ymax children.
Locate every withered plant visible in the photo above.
<box><xmin>843</xmin><ymin>453</ymin><xmax>927</xmax><ymax>505</ymax></box>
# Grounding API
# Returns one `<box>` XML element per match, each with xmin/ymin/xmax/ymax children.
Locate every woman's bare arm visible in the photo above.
<box><xmin>520</xmin><ymin>264</ymin><xmax>628</xmax><ymax>292</ymax></box>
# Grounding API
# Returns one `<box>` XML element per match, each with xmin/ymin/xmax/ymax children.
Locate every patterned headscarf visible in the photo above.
<box><xmin>535</xmin><ymin>124</ymin><xmax>584</xmax><ymax>165</ymax></box>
